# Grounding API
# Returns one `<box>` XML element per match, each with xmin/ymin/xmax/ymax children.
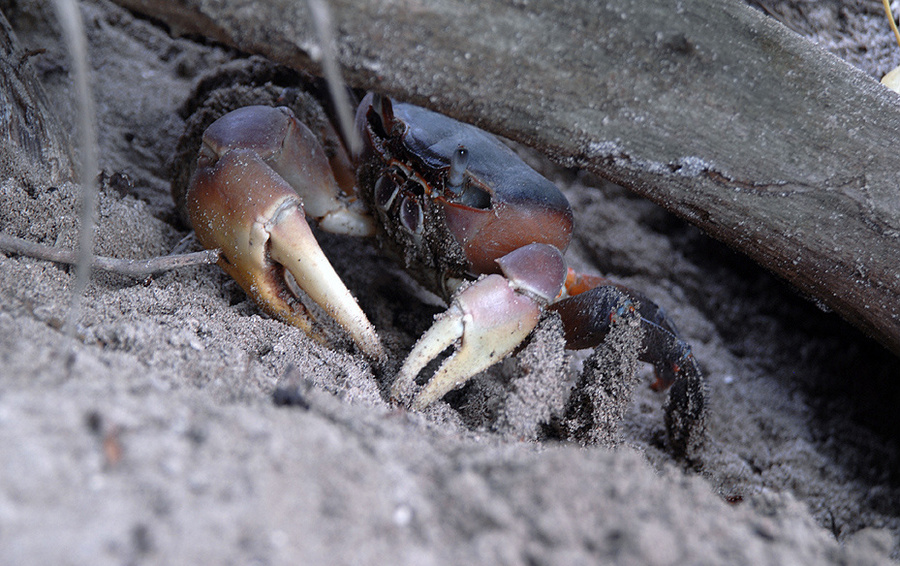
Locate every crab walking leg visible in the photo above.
<box><xmin>550</xmin><ymin>283</ymin><xmax>699</xmax><ymax>391</ymax></box>
<box><xmin>549</xmin><ymin>284</ymin><xmax>706</xmax><ymax>454</ymax></box>
<box><xmin>393</xmin><ymin>243</ymin><xmax>567</xmax><ymax>409</ymax></box>
<box><xmin>392</xmin><ymin>274</ymin><xmax>542</xmax><ymax>409</ymax></box>
<box><xmin>187</xmin><ymin>127</ymin><xmax>384</xmax><ymax>360</ymax></box>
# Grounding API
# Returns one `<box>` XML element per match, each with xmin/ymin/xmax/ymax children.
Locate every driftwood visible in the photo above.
<box><xmin>0</xmin><ymin>9</ymin><xmax>74</xmax><ymax>186</ymax></box>
<box><xmin>113</xmin><ymin>0</ymin><xmax>900</xmax><ymax>357</ymax></box>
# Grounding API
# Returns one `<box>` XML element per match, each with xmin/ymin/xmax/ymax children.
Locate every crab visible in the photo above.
<box><xmin>183</xmin><ymin>84</ymin><xmax>706</xmax><ymax>454</ymax></box>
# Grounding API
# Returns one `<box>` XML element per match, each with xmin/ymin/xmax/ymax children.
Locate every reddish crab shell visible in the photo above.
<box><xmin>354</xmin><ymin>92</ymin><xmax>574</xmax><ymax>297</ymax></box>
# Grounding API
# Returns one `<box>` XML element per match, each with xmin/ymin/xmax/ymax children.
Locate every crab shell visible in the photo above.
<box><xmin>353</xmin><ymin>93</ymin><xmax>574</xmax><ymax>300</ymax></box>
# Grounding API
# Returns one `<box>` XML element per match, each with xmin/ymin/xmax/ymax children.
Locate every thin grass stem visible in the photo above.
<box><xmin>52</xmin><ymin>0</ymin><xmax>99</xmax><ymax>336</ymax></box>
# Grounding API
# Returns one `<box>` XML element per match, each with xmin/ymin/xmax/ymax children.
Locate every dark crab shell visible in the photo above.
<box><xmin>355</xmin><ymin>92</ymin><xmax>574</xmax><ymax>283</ymax></box>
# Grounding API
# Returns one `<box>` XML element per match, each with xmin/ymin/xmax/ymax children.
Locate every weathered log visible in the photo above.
<box><xmin>113</xmin><ymin>0</ymin><xmax>900</xmax><ymax>356</ymax></box>
<box><xmin>0</xmin><ymin>9</ymin><xmax>74</xmax><ymax>186</ymax></box>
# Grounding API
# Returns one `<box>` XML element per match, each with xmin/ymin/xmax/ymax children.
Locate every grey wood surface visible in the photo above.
<box><xmin>0</xmin><ymin>10</ymin><xmax>74</xmax><ymax>186</ymax></box>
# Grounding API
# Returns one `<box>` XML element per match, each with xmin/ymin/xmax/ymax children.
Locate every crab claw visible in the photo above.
<box><xmin>392</xmin><ymin>243</ymin><xmax>566</xmax><ymax>409</ymax></box>
<box><xmin>187</xmin><ymin>106</ymin><xmax>384</xmax><ymax>360</ymax></box>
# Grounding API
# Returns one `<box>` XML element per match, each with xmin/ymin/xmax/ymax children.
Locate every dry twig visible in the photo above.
<box><xmin>0</xmin><ymin>232</ymin><xmax>220</xmax><ymax>278</ymax></box>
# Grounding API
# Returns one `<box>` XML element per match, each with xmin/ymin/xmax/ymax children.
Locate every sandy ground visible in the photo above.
<box><xmin>1</xmin><ymin>0</ymin><xmax>899</xmax><ymax>563</ymax></box>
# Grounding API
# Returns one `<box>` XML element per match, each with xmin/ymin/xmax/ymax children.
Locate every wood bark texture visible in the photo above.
<box><xmin>0</xmin><ymin>10</ymin><xmax>74</xmax><ymax>186</ymax></box>
<box><xmin>113</xmin><ymin>0</ymin><xmax>900</xmax><ymax>356</ymax></box>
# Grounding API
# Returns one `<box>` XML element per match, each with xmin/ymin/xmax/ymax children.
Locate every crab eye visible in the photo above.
<box><xmin>444</xmin><ymin>145</ymin><xmax>490</xmax><ymax>209</ymax></box>
<box><xmin>447</xmin><ymin>145</ymin><xmax>468</xmax><ymax>194</ymax></box>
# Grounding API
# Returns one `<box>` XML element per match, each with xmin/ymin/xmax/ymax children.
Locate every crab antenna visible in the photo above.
<box><xmin>448</xmin><ymin>145</ymin><xmax>468</xmax><ymax>192</ymax></box>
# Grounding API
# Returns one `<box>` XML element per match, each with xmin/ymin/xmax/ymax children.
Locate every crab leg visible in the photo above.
<box><xmin>187</xmin><ymin>106</ymin><xmax>384</xmax><ymax>360</ymax></box>
<box><xmin>550</xmin><ymin>278</ymin><xmax>699</xmax><ymax>391</ymax></box>
<box><xmin>392</xmin><ymin>244</ymin><xmax>566</xmax><ymax>409</ymax></box>
<box><xmin>549</xmin><ymin>280</ymin><xmax>707</xmax><ymax>453</ymax></box>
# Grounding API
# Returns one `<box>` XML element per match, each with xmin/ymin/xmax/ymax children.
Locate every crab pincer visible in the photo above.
<box><xmin>186</xmin><ymin>105</ymin><xmax>384</xmax><ymax>360</ymax></box>
<box><xmin>391</xmin><ymin>243</ymin><xmax>567</xmax><ymax>409</ymax></box>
